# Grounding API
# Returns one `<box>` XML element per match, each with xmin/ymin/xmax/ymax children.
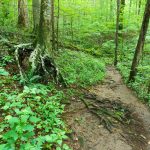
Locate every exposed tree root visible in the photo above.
<box><xmin>13</xmin><ymin>43</ymin><xmax>67</xmax><ymax>85</ymax></box>
<box><xmin>15</xmin><ymin>43</ymin><xmax>33</xmax><ymax>81</ymax></box>
<box><xmin>80</xmin><ymin>95</ymin><xmax>133</xmax><ymax>132</ymax></box>
<box><xmin>29</xmin><ymin>44</ymin><xmax>67</xmax><ymax>86</ymax></box>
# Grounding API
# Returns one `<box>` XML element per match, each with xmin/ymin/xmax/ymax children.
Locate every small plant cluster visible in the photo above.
<box><xmin>0</xmin><ymin>67</ymin><xmax>71</xmax><ymax>150</ymax></box>
<box><xmin>56</xmin><ymin>49</ymin><xmax>106</xmax><ymax>87</ymax></box>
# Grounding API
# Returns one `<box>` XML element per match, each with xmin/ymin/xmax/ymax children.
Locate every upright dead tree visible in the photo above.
<box><xmin>114</xmin><ymin>0</ymin><xmax>120</xmax><ymax>66</ymax></box>
<box><xmin>129</xmin><ymin>0</ymin><xmax>150</xmax><ymax>82</ymax></box>
<box><xmin>32</xmin><ymin>0</ymin><xmax>41</xmax><ymax>32</ymax></box>
<box><xmin>18</xmin><ymin>0</ymin><xmax>29</xmax><ymax>28</ymax></box>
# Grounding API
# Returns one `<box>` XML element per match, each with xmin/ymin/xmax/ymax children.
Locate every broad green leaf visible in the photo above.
<box><xmin>23</xmin><ymin>125</ymin><xmax>34</xmax><ymax>132</ymax></box>
<box><xmin>29</xmin><ymin>116</ymin><xmax>40</xmax><ymax>123</ymax></box>
<box><xmin>0</xmin><ymin>68</ymin><xmax>9</xmax><ymax>76</ymax></box>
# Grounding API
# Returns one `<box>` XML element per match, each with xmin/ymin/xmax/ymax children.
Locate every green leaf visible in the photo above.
<box><xmin>56</xmin><ymin>147</ymin><xmax>61</xmax><ymax>150</ymax></box>
<box><xmin>29</xmin><ymin>116</ymin><xmax>40</xmax><ymax>123</ymax></box>
<box><xmin>3</xmin><ymin>130</ymin><xmax>18</xmax><ymax>141</ymax></box>
<box><xmin>23</xmin><ymin>125</ymin><xmax>34</xmax><ymax>132</ymax></box>
<box><xmin>63</xmin><ymin>144</ymin><xmax>70</xmax><ymax>150</ymax></box>
<box><xmin>21</xmin><ymin>132</ymin><xmax>35</xmax><ymax>141</ymax></box>
<box><xmin>0</xmin><ymin>144</ymin><xmax>6</xmax><ymax>150</ymax></box>
<box><xmin>7</xmin><ymin>117</ymin><xmax>19</xmax><ymax>126</ymax></box>
<box><xmin>5</xmin><ymin>115</ymin><xmax>12</xmax><ymax>120</ymax></box>
<box><xmin>45</xmin><ymin>134</ymin><xmax>58</xmax><ymax>143</ymax></box>
<box><xmin>21</xmin><ymin>115</ymin><xmax>29</xmax><ymax>123</ymax></box>
<box><xmin>0</xmin><ymin>68</ymin><xmax>9</xmax><ymax>76</ymax></box>
<box><xmin>45</xmin><ymin>135</ymin><xmax>53</xmax><ymax>142</ymax></box>
<box><xmin>57</xmin><ymin>139</ymin><xmax>62</xmax><ymax>146</ymax></box>
<box><xmin>21</xmin><ymin>107</ymin><xmax>33</xmax><ymax>115</ymax></box>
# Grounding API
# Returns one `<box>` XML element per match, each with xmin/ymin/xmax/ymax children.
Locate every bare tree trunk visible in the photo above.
<box><xmin>114</xmin><ymin>0</ymin><xmax>120</xmax><ymax>66</ymax></box>
<box><xmin>56</xmin><ymin>0</ymin><xmax>60</xmax><ymax>51</ymax></box>
<box><xmin>110</xmin><ymin>0</ymin><xmax>113</xmax><ymax>20</ymax></box>
<box><xmin>129</xmin><ymin>0</ymin><xmax>132</xmax><ymax>19</ymax></box>
<box><xmin>51</xmin><ymin>0</ymin><xmax>55</xmax><ymax>51</ymax></box>
<box><xmin>119</xmin><ymin>0</ymin><xmax>125</xmax><ymax>30</ymax></box>
<box><xmin>32</xmin><ymin>0</ymin><xmax>41</xmax><ymax>32</ymax></box>
<box><xmin>138</xmin><ymin>0</ymin><xmax>142</xmax><ymax>15</ymax></box>
<box><xmin>38</xmin><ymin>0</ymin><xmax>52</xmax><ymax>52</ymax></box>
<box><xmin>18</xmin><ymin>0</ymin><xmax>29</xmax><ymax>28</ymax></box>
<box><xmin>129</xmin><ymin>0</ymin><xmax>150</xmax><ymax>82</ymax></box>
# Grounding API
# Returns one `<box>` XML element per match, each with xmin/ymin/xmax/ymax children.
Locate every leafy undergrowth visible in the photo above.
<box><xmin>56</xmin><ymin>49</ymin><xmax>106</xmax><ymax>87</ymax></box>
<box><xmin>117</xmin><ymin>53</ymin><xmax>150</xmax><ymax>105</ymax></box>
<box><xmin>0</xmin><ymin>68</ymin><xmax>71</xmax><ymax>150</ymax></box>
<box><xmin>0</xmin><ymin>49</ymin><xmax>107</xmax><ymax>150</ymax></box>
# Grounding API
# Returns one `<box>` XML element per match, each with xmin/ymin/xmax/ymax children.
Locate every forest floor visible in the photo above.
<box><xmin>63</xmin><ymin>66</ymin><xmax>150</xmax><ymax>150</ymax></box>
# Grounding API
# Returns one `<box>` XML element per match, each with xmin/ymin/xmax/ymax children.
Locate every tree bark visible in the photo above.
<box><xmin>29</xmin><ymin>0</ymin><xmax>65</xmax><ymax>85</ymax></box>
<box><xmin>32</xmin><ymin>0</ymin><xmax>41</xmax><ymax>32</ymax></box>
<box><xmin>35</xmin><ymin>0</ymin><xmax>53</xmax><ymax>54</ymax></box>
<box><xmin>18</xmin><ymin>0</ymin><xmax>29</xmax><ymax>28</ymax></box>
<box><xmin>56</xmin><ymin>0</ymin><xmax>60</xmax><ymax>51</ymax></box>
<box><xmin>114</xmin><ymin>0</ymin><xmax>120</xmax><ymax>66</ymax></box>
<box><xmin>129</xmin><ymin>0</ymin><xmax>150</xmax><ymax>82</ymax></box>
<box><xmin>138</xmin><ymin>0</ymin><xmax>142</xmax><ymax>15</ymax></box>
<box><xmin>119</xmin><ymin>0</ymin><xmax>125</xmax><ymax>30</ymax></box>
<box><xmin>110</xmin><ymin>0</ymin><xmax>113</xmax><ymax>20</ymax></box>
<box><xmin>51</xmin><ymin>0</ymin><xmax>55</xmax><ymax>51</ymax></box>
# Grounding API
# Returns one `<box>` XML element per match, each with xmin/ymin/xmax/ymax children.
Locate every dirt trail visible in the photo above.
<box><xmin>64</xmin><ymin>66</ymin><xmax>150</xmax><ymax>150</ymax></box>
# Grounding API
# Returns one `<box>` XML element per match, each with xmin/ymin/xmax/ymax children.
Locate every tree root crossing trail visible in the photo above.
<box><xmin>64</xmin><ymin>66</ymin><xmax>150</xmax><ymax>150</ymax></box>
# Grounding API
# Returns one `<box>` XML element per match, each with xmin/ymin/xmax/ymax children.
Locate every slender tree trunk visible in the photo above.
<box><xmin>56</xmin><ymin>0</ymin><xmax>60</xmax><ymax>51</ymax></box>
<box><xmin>129</xmin><ymin>0</ymin><xmax>150</xmax><ymax>82</ymax></box>
<box><xmin>32</xmin><ymin>0</ymin><xmax>41</xmax><ymax>32</ymax></box>
<box><xmin>110</xmin><ymin>0</ymin><xmax>113</xmax><ymax>20</ymax></box>
<box><xmin>18</xmin><ymin>0</ymin><xmax>29</xmax><ymax>28</ymax></box>
<box><xmin>114</xmin><ymin>0</ymin><xmax>120</xmax><ymax>66</ymax></box>
<box><xmin>119</xmin><ymin>0</ymin><xmax>125</xmax><ymax>30</ymax></box>
<box><xmin>138</xmin><ymin>0</ymin><xmax>142</xmax><ymax>15</ymax></box>
<box><xmin>129</xmin><ymin>0</ymin><xmax>132</xmax><ymax>20</ymax></box>
<box><xmin>51</xmin><ymin>0</ymin><xmax>55</xmax><ymax>51</ymax></box>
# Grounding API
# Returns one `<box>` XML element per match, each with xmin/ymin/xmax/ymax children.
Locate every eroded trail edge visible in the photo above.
<box><xmin>64</xmin><ymin>66</ymin><xmax>150</xmax><ymax>150</ymax></box>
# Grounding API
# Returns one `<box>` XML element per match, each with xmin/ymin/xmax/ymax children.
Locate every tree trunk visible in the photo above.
<box><xmin>114</xmin><ymin>0</ymin><xmax>120</xmax><ymax>66</ymax></box>
<box><xmin>56</xmin><ymin>0</ymin><xmax>60</xmax><ymax>51</ymax></box>
<box><xmin>18</xmin><ymin>0</ymin><xmax>29</xmax><ymax>28</ymax></box>
<box><xmin>51</xmin><ymin>0</ymin><xmax>55</xmax><ymax>51</ymax></box>
<box><xmin>32</xmin><ymin>0</ymin><xmax>41</xmax><ymax>32</ymax></box>
<box><xmin>37</xmin><ymin>0</ymin><xmax>52</xmax><ymax>51</ymax></box>
<box><xmin>119</xmin><ymin>0</ymin><xmax>125</xmax><ymax>30</ymax></box>
<box><xmin>129</xmin><ymin>0</ymin><xmax>150</xmax><ymax>82</ymax></box>
<box><xmin>138</xmin><ymin>0</ymin><xmax>142</xmax><ymax>15</ymax></box>
<box><xmin>29</xmin><ymin>0</ymin><xmax>65</xmax><ymax>85</ymax></box>
<box><xmin>110</xmin><ymin>0</ymin><xmax>113</xmax><ymax>20</ymax></box>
